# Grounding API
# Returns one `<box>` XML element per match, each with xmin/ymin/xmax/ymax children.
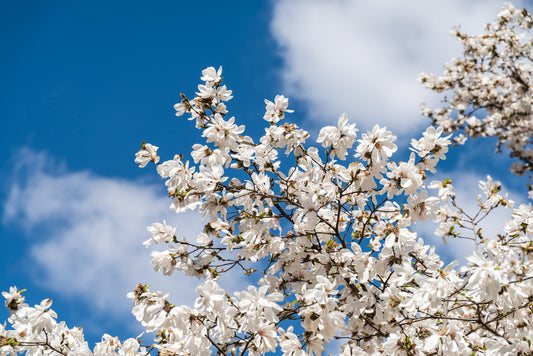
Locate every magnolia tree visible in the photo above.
<box><xmin>2</xmin><ymin>4</ymin><xmax>533</xmax><ymax>355</ymax></box>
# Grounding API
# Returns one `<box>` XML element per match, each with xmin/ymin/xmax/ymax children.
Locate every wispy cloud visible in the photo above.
<box><xmin>271</xmin><ymin>0</ymin><xmax>525</xmax><ymax>133</ymax></box>
<box><xmin>2</xmin><ymin>149</ymin><xmax>245</xmax><ymax>331</ymax></box>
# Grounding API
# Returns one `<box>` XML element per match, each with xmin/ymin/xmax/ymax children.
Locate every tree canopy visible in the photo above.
<box><xmin>3</xmin><ymin>3</ymin><xmax>533</xmax><ymax>355</ymax></box>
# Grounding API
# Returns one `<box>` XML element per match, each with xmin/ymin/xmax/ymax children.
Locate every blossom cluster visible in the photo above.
<box><xmin>0</xmin><ymin>287</ymin><xmax>145</xmax><ymax>356</ymax></box>
<box><xmin>2</xmin><ymin>4</ymin><xmax>533</xmax><ymax>355</ymax></box>
<box><xmin>419</xmin><ymin>3</ymin><xmax>533</xmax><ymax>195</ymax></box>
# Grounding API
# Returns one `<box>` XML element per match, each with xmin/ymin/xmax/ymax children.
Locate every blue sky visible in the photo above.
<box><xmin>1</xmin><ymin>0</ymin><xmax>532</xmax><ymax>350</ymax></box>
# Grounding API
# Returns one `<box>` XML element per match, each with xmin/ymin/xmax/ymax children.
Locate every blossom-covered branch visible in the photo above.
<box><xmin>419</xmin><ymin>3</ymin><xmax>533</xmax><ymax>195</ymax></box>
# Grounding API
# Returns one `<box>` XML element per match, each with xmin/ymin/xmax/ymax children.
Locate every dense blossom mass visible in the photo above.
<box><xmin>2</xmin><ymin>4</ymin><xmax>533</xmax><ymax>355</ymax></box>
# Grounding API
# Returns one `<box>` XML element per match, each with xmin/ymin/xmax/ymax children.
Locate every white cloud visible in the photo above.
<box><xmin>271</xmin><ymin>0</ymin><xmax>526</xmax><ymax>133</ymax></box>
<box><xmin>2</xmin><ymin>149</ymin><xmax>246</xmax><ymax>326</ymax></box>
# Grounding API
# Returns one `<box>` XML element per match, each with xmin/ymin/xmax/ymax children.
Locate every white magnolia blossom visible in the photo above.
<box><xmin>201</xmin><ymin>66</ymin><xmax>223</xmax><ymax>85</ymax></box>
<box><xmin>143</xmin><ymin>220</ymin><xmax>176</xmax><ymax>247</ymax></box>
<box><xmin>354</xmin><ymin>124</ymin><xmax>398</xmax><ymax>164</ymax></box>
<box><xmin>317</xmin><ymin>113</ymin><xmax>358</xmax><ymax>160</ymax></box>
<box><xmin>263</xmin><ymin>95</ymin><xmax>294</xmax><ymax>124</ymax></box>
<box><xmin>3</xmin><ymin>4</ymin><xmax>533</xmax><ymax>355</ymax></box>
<box><xmin>134</xmin><ymin>142</ymin><xmax>159</xmax><ymax>168</ymax></box>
